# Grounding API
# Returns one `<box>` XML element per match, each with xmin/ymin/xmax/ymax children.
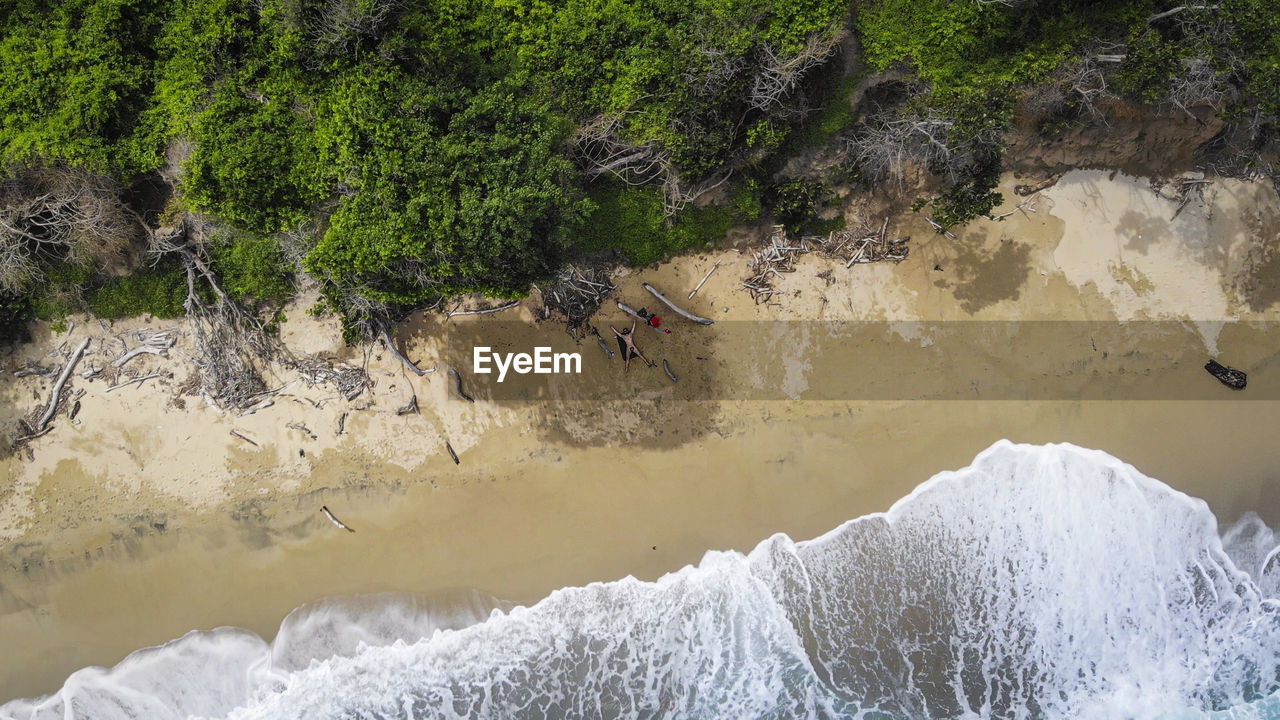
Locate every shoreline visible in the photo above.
<box><xmin>4</xmin><ymin>168</ymin><xmax>1280</xmax><ymax>702</ymax></box>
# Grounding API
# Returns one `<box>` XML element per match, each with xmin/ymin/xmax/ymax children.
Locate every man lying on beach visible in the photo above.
<box><xmin>611</xmin><ymin>321</ymin><xmax>655</xmax><ymax>372</ymax></box>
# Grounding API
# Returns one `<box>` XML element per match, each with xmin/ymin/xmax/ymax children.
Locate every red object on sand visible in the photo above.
<box><xmin>649</xmin><ymin>316</ymin><xmax>662</xmax><ymax>328</ymax></box>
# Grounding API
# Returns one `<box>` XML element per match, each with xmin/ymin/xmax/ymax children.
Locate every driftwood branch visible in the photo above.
<box><xmin>446</xmin><ymin>300</ymin><xmax>520</xmax><ymax>319</ymax></box>
<box><xmin>449</xmin><ymin>367</ymin><xmax>474</xmax><ymax>403</ymax></box>
<box><xmin>662</xmin><ymin>359</ymin><xmax>678</xmax><ymax>383</ymax></box>
<box><xmin>445</xmin><ymin>441</ymin><xmax>460</xmax><ymax>465</ymax></box>
<box><xmin>15</xmin><ymin>425</ymin><xmax>55</xmax><ymax>444</ymax></box>
<box><xmin>396</xmin><ymin>394</ymin><xmax>419</xmax><ymax>416</ymax></box>
<box><xmin>643</xmin><ymin>283</ymin><xmax>713</xmax><ymax>325</ymax></box>
<box><xmin>113</xmin><ymin>346</ymin><xmax>168</xmax><ymax>368</ymax></box>
<box><xmin>321</xmin><ymin>505</ymin><xmax>355</xmax><ymax>533</ymax></box>
<box><xmin>381</xmin><ymin>330</ymin><xmax>433</xmax><ymax>377</ymax></box>
<box><xmin>537</xmin><ymin>265</ymin><xmax>615</xmax><ymax>328</ymax></box>
<box><xmin>591</xmin><ymin>326</ymin><xmax>615</xmax><ymax>358</ymax></box>
<box><xmin>1148</xmin><ymin>4</ymin><xmax>1219</xmax><ymax>24</ymax></box>
<box><xmin>230</xmin><ymin>429</ymin><xmax>259</xmax><ymax>446</ymax></box>
<box><xmin>1014</xmin><ymin>174</ymin><xmax>1061</xmax><ymax>197</ymax></box>
<box><xmin>925</xmin><ymin>217</ymin><xmax>958</xmax><ymax>239</ymax></box>
<box><xmin>689</xmin><ymin>262</ymin><xmax>720</xmax><ymax>299</ymax></box>
<box><xmin>36</xmin><ymin>337</ymin><xmax>90</xmax><ymax>432</ymax></box>
<box><xmin>106</xmin><ymin>373</ymin><xmax>165</xmax><ymax>392</ymax></box>
<box><xmin>287</xmin><ymin>422</ymin><xmax>318</xmax><ymax>440</ymax></box>
<box><xmin>237</xmin><ymin>398</ymin><xmax>274</xmax><ymax>417</ymax></box>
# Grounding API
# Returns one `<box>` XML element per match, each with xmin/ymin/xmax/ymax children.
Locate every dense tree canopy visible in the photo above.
<box><xmin>1</xmin><ymin>0</ymin><xmax>1278</xmax><ymax>340</ymax></box>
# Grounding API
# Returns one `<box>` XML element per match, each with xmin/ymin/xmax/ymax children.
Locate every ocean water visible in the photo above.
<box><xmin>4</xmin><ymin>441</ymin><xmax>1278</xmax><ymax>719</ymax></box>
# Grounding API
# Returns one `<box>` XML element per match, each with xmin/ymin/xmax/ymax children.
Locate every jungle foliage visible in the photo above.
<box><xmin>1</xmin><ymin>0</ymin><xmax>1279</xmax><ymax>340</ymax></box>
<box><xmin>0</xmin><ymin>0</ymin><xmax>849</xmax><ymax>338</ymax></box>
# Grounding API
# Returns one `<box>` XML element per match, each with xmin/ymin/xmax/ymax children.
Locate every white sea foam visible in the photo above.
<box><xmin>4</xmin><ymin>442</ymin><xmax>1279</xmax><ymax>719</ymax></box>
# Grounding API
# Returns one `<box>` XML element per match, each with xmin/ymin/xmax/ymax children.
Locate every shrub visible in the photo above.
<box><xmin>210</xmin><ymin>233</ymin><xmax>294</xmax><ymax>304</ymax></box>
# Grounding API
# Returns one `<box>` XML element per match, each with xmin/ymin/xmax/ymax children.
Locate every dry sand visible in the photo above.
<box><xmin>2</xmin><ymin>169</ymin><xmax>1280</xmax><ymax>701</ymax></box>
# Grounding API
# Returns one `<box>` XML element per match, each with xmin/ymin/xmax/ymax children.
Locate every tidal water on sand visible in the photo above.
<box><xmin>4</xmin><ymin>441</ymin><xmax>1279</xmax><ymax>719</ymax></box>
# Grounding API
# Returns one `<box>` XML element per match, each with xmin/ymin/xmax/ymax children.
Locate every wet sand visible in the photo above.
<box><xmin>3</xmin><ymin>170</ymin><xmax>1280</xmax><ymax>701</ymax></box>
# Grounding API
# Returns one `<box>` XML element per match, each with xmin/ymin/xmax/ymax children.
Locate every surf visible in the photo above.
<box><xmin>4</xmin><ymin>441</ymin><xmax>1278</xmax><ymax>719</ymax></box>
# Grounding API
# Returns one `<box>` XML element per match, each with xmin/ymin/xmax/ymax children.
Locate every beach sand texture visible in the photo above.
<box><xmin>2</xmin><ymin>169</ymin><xmax>1280</xmax><ymax>701</ymax></box>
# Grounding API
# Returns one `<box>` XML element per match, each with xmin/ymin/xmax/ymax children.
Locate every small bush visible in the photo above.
<box><xmin>88</xmin><ymin>264</ymin><xmax>188</xmax><ymax>319</ymax></box>
<box><xmin>572</xmin><ymin>183</ymin><xmax>733</xmax><ymax>266</ymax></box>
<box><xmin>766</xmin><ymin>179</ymin><xmax>836</xmax><ymax>235</ymax></box>
<box><xmin>211</xmin><ymin>233</ymin><xmax>294</xmax><ymax>305</ymax></box>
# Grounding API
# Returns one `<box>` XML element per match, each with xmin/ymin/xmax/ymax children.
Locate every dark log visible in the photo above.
<box><xmin>450</xmin><ymin>367</ymin><xmax>474</xmax><ymax>403</ymax></box>
<box><xmin>230</xmin><ymin>430</ymin><xmax>259</xmax><ymax>447</ymax></box>
<box><xmin>1205</xmin><ymin>359</ymin><xmax>1246</xmax><ymax>390</ymax></box>
<box><xmin>321</xmin><ymin>505</ymin><xmax>356</xmax><ymax>533</ymax></box>
<box><xmin>663</xmin><ymin>359</ymin><xmax>678</xmax><ymax>383</ymax></box>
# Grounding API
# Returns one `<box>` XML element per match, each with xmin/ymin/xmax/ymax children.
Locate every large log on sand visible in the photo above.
<box><xmin>643</xmin><ymin>283</ymin><xmax>713</xmax><ymax>325</ymax></box>
<box><xmin>36</xmin><ymin>337</ymin><xmax>91</xmax><ymax>432</ymax></box>
<box><xmin>617</xmin><ymin>302</ymin><xmax>669</xmax><ymax>333</ymax></box>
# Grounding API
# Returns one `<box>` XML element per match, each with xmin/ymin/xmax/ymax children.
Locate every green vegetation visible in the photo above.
<box><xmin>573</xmin><ymin>183</ymin><xmax>734</xmax><ymax>266</ymax></box>
<box><xmin>210</xmin><ymin>234</ymin><xmax>293</xmax><ymax>305</ymax></box>
<box><xmin>87</xmin><ymin>263</ymin><xmax>189</xmax><ymax>318</ymax></box>
<box><xmin>1</xmin><ymin>0</ymin><xmax>1279</xmax><ymax>342</ymax></box>
<box><xmin>1</xmin><ymin>0</ymin><xmax>855</xmax><ymax>337</ymax></box>
<box><xmin>847</xmin><ymin>0</ymin><xmax>1280</xmax><ymax>226</ymax></box>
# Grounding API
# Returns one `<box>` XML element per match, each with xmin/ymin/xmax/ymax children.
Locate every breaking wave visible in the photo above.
<box><xmin>4</xmin><ymin>441</ymin><xmax>1279</xmax><ymax>719</ymax></box>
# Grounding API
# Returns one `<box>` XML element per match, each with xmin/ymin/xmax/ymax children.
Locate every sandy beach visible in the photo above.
<box><xmin>3</xmin><ymin>169</ymin><xmax>1280</xmax><ymax>702</ymax></box>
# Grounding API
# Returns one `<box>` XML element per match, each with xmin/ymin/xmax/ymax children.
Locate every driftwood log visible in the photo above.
<box><xmin>230</xmin><ymin>429</ymin><xmax>259</xmax><ymax>446</ymax></box>
<box><xmin>450</xmin><ymin>367</ymin><xmax>474</xmax><ymax>403</ymax></box>
<box><xmin>663</xmin><ymin>359</ymin><xmax>678</xmax><ymax>383</ymax></box>
<box><xmin>397</xmin><ymin>394</ymin><xmax>419</xmax><ymax>416</ymax></box>
<box><xmin>617</xmin><ymin>302</ymin><xmax>670</xmax><ymax>333</ymax></box>
<box><xmin>643</xmin><ymin>283</ymin><xmax>713</xmax><ymax>324</ymax></box>
<box><xmin>36</xmin><ymin>337</ymin><xmax>90</xmax><ymax>432</ymax></box>
<box><xmin>688</xmin><ymin>263</ymin><xmax>720</xmax><ymax>299</ymax></box>
<box><xmin>381</xmin><ymin>330</ymin><xmax>433</xmax><ymax>377</ymax></box>
<box><xmin>321</xmin><ymin>505</ymin><xmax>355</xmax><ymax>533</ymax></box>
<box><xmin>591</xmin><ymin>326</ymin><xmax>615</xmax><ymax>358</ymax></box>
<box><xmin>106</xmin><ymin>373</ymin><xmax>165</xmax><ymax>392</ymax></box>
<box><xmin>287</xmin><ymin>422</ymin><xmax>318</xmax><ymax>440</ymax></box>
<box><xmin>447</xmin><ymin>300</ymin><xmax>520</xmax><ymax>319</ymax></box>
<box><xmin>113</xmin><ymin>345</ymin><xmax>168</xmax><ymax>368</ymax></box>
<box><xmin>237</xmin><ymin>398</ymin><xmax>274</xmax><ymax>417</ymax></box>
<box><xmin>1014</xmin><ymin>174</ymin><xmax>1061</xmax><ymax>196</ymax></box>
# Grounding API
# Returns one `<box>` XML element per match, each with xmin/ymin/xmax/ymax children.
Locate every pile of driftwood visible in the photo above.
<box><xmin>821</xmin><ymin>220</ymin><xmax>910</xmax><ymax>267</ymax></box>
<box><xmin>294</xmin><ymin>353</ymin><xmax>371</xmax><ymax>401</ymax></box>
<box><xmin>1151</xmin><ymin>172</ymin><xmax>1212</xmax><ymax>221</ymax></box>
<box><xmin>743</xmin><ymin>227</ymin><xmax>806</xmax><ymax>303</ymax></box>
<box><xmin>14</xmin><ymin>337</ymin><xmax>91</xmax><ymax>445</ymax></box>
<box><xmin>743</xmin><ymin>222</ymin><xmax>909</xmax><ymax>303</ymax></box>
<box><xmin>112</xmin><ymin>328</ymin><xmax>176</xmax><ymax>365</ymax></box>
<box><xmin>537</xmin><ymin>265</ymin><xmax>616</xmax><ymax>328</ymax></box>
